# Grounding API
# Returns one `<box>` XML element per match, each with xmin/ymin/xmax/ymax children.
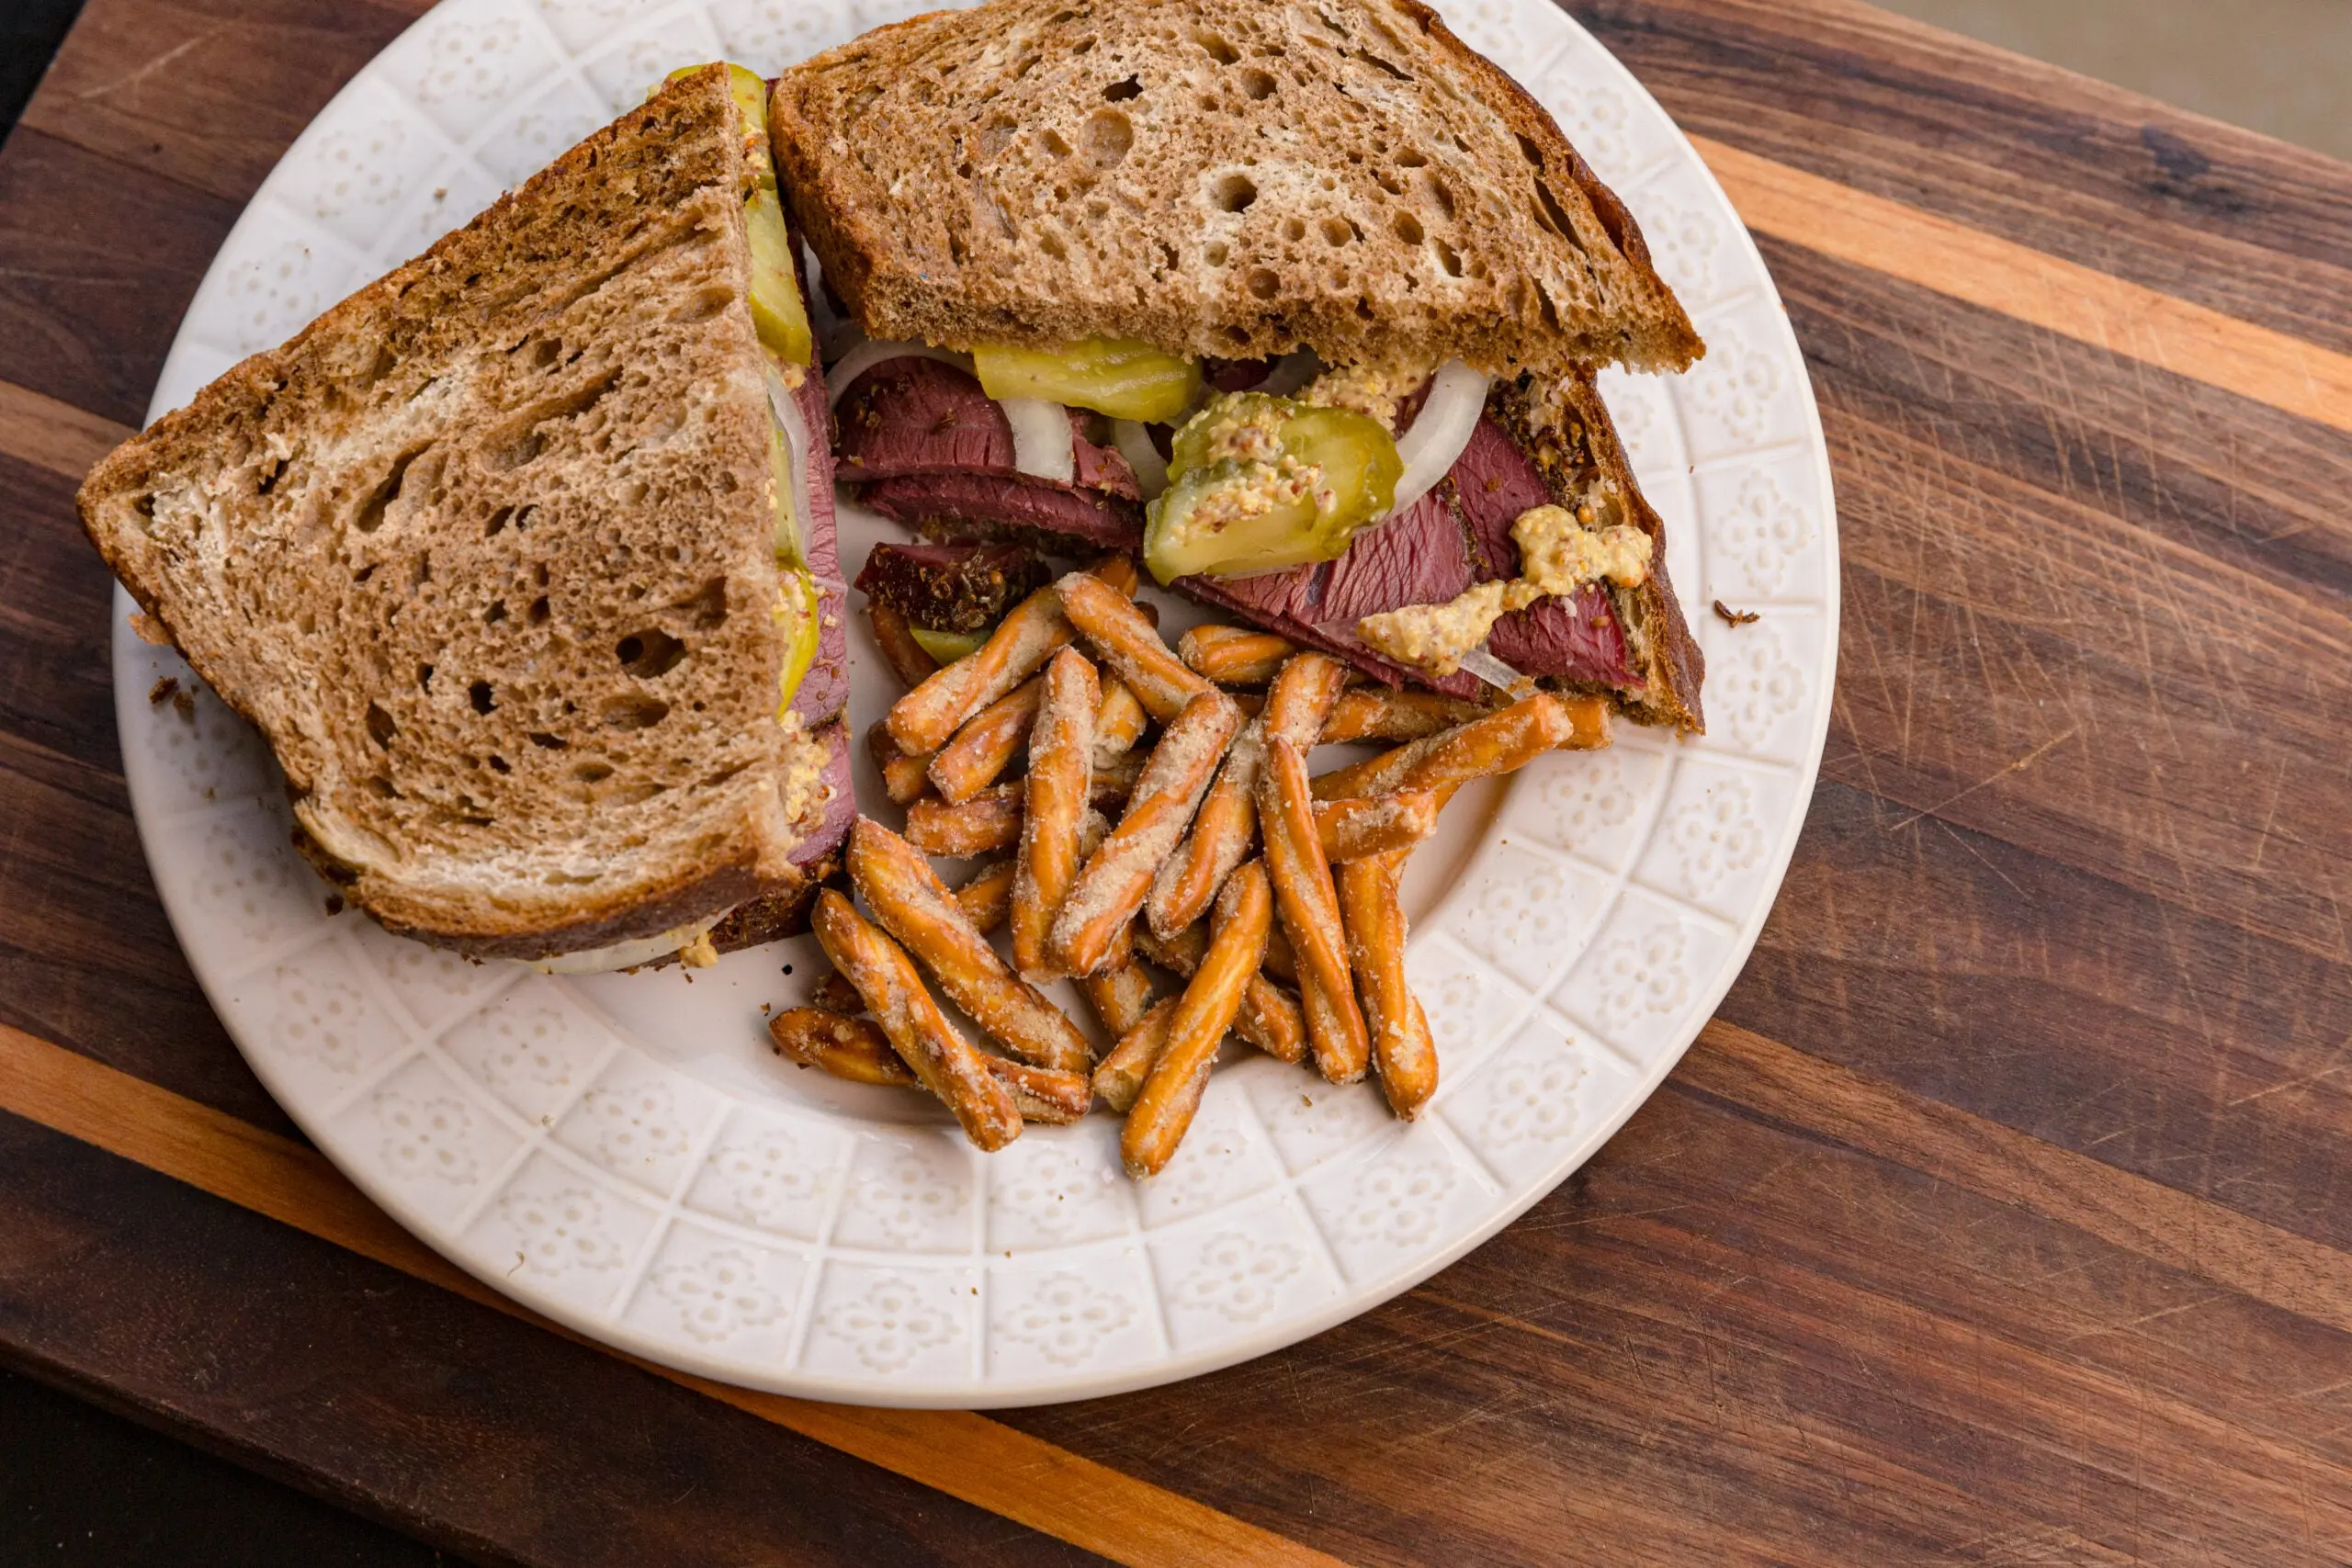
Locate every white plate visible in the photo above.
<box><xmin>115</xmin><ymin>0</ymin><xmax>1837</xmax><ymax>1407</ymax></box>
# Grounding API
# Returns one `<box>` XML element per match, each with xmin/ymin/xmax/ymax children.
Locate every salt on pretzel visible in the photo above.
<box><xmin>1316</xmin><ymin>788</ymin><xmax>1444</xmax><ymax>862</ymax></box>
<box><xmin>1056</xmin><ymin>570</ymin><xmax>1217</xmax><ymax>722</ymax></box>
<box><xmin>810</xmin><ymin>890</ymin><xmax>1020</xmax><ymax>1150</ymax></box>
<box><xmin>1311</xmin><ymin>693</ymin><xmax>1607</xmax><ymax>802</ymax></box>
<box><xmin>1338</xmin><ymin>850</ymin><xmax>1437</xmax><ymax>1120</ymax></box>
<box><xmin>1122</xmin><ymin>861</ymin><xmax>1273</xmax><ymax>1177</ymax></box>
<box><xmin>1047</xmin><ymin>687</ymin><xmax>1240</xmax><ymax>976</ymax></box>
<box><xmin>1258</xmin><ymin>736</ymin><xmax>1371</xmax><ymax>1084</ymax></box>
<box><xmin>1177</xmin><ymin>624</ymin><xmax>1299</xmax><ymax>687</ymax></box>
<box><xmin>847</xmin><ymin>818</ymin><xmax>1092</xmax><ymax>1073</ymax></box>
<box><xmin>1012</xmin><ymin>648</ymin><xmax>1100</xmax><ymax>978</ymax></box>
<box><xmin>928</xmin><ymin>673</ymin><xmax>1044</xmax><ymax>804</ymax></box>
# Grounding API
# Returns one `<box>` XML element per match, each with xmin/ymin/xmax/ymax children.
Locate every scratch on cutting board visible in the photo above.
<box><xmin>1883</xmin><ymin>728</ymin><xmax>2080</xmax><ymax>835</ymax></box>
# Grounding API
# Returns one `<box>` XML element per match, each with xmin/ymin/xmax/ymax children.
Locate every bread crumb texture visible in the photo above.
<box><xmin>770</xmin><ymin>0</ymin><xmax>1702</xmax><ymax>376</ymax></box>
<box><xmin>78</xmin><ymin>69</ymin><xmax>827</xmax><ymax>957</ymax></box>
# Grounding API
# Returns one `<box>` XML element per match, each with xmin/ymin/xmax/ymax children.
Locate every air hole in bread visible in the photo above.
<box><xmin>484</xmin><ymin>506</ymin><xmax>514</xmax><ymax>537</ymax></box>
<box><xmin>1433</xmin><ymin>236</ymin><xmax>1464</xmax><ymax>276</ymax></box>
<box><xmin>1355</xmin><ymin>51</ymin><xmax>1409</xmax><ymax>82</ymax></box>
<box><xmin>1532</xmin><ymin>178</ymin><xmax>1584</xmax><ymax>250</ymax></box>
<box><xmin>1393</xmin><ymin>210</ymin><xmax>1423</xmax><ymax>245</ymax></box>
<box><xmin>1193</xmin><ymin>29</ymin><xmax>1239</xmax><ymax>64</ymax></box>
<box><xmin>528</xmin><ymin>595</ymin><xmax>551</xmax><ymax>624</ymax></box>
<box><xmin>417</xmin><ymin>664</ymin><xmax>434</xmax><ymax>692</ymax></box>
<box><xmin>573</xmin><ymin>760</ymin><xmax>614</xmax><ymax>784</ymax></box>
<box><xmin>1102</xmin><ymin>75</ymin><xmax>1142</xmax><ymax>101</ymax></box>
<box><xmin>365</xmin><ymin>702</ymin><xmax>397</xmax><ymax>749</ymax></box>
<box><xmin>1535</xmin><ymin>285</ymin><xmax>1563</xmax><ymax>333</ymax></box>
<box><xmin>1395</xmin><ymin>147</ymin><xmax>1428</xmax><ymax>169</ymax></box>
<box><xmin>470</xmin><ymin>681</ymin><xmax>495</xmax><ymax>715</ymax></box>
<box><xmin>488</xmin><ymin>755</ymin><xmax>511</xmax><ymax>775</ymax></box>
<box><xmin>256</xmin><ymin>457</ymin><xmax>288</xmax><ymax>496</ymax></box>
<box><xmin>603</xmin><ymin>694</ymin><xmax>671</xmax><ymax>730</ymax></box>
<box><xmin>410</xmin><ymin>554</ymin><xmax>432</xmax><ymax>591</ymax></box>
<box><xmin>481</xmin><ymin>369</ymin><xmax>623</xmax><ymax>472</ymax></box>
<box><xmin>1071</xmin><ymin>34</ymin><xmax>1094</xmax><ymax>54</ymax></box>
<box><xmin>529</xmin><ymin>338</ymin><xmax>563</xmax><ymax>367</ymax></box>
<box><xmin>1041</xmin><ymin>128</ymin><xmax>1072</xmax><ymax>158</ymax></box>
<box><xmin>1281</xmin><ymin>217</ymin><xmax>1306</xmax><ymax>243</ymax></box>
<box><xmin>1246</xmin><ymin>267</ymin><xmax>1279</xmax><ymax>300</ymax></box>
<box><xmin>610</xmin><ymin>780</ymin><xmax>667</xmax><ymax>806</ymax></box>
<box><xmin>947</xmin><ymin>231</ymin><xmax>968</xmax><ymax>265</ymax></box>
<box><xmin>1083</xmin><ymin>109</ymin><xmax>1132</xmax><ymax>167</ymax></box>
<box><xmin>1041</xmin><ymin>232</ymin><xmax>1068</xmax><ymax>261</ymax></box>
<box><xmin>670</xmin><ymin>286</ymin><xmax>732</xmax><ymax>324</ymax></box>
<box><xmin>353</xmin><ymin>446</ymin><xmax>428</xmax><ymax>534</ymax></box>
<box><xmin>1204</xmin><ymin>241</ymin><xmax>1229</xmax><ymax>266</ymax></box>
<box><xmin>366</xmin><ymin>773</ymin><xmax>399</xmax><ymax>799</ymax></box>
<box><xmin>1222</xmin><ymin>323</ymin><xmax>1251</xmax><ymax>345</ymax></box>
<box><xmin>1515</xmin><ymin>132</ymin><xmax>1544</xmax><ymax>168</ymax></box>
<box><xmin>1320</xmin><ymin>217</ymin><xmax>1353</xmax><ymax>247</ymax></box>
<box><xmin>354</xmin><ymin>563</ymin><xmax>378</xmax><ymax>584</ymax></box>
<box><xmin>1214</xmin><ymin>174</ymin><xmax>1257</xmax><ymax>213</ymax></box>
<box><xmin>616</xmin><ymin>628</ymin><xmax>686</xmax><ymax>679</ymax></box>
<box><xmin>1238</xmin><ymin>67</ymin><xmax>1275</xmax><ymax>100</ymax></box>
<box><xmin>527</xmin><ymin>731</ymin><xmax>567</xmax><ymax>750</ymax></box>
<box><xmin>1426</xmin><ymin>175</ymin><xmax>1455</xmax><ymax>220</ymax></box>
<box><xmin>484</xmin><ymin>600</ymin><xmax>506</xmax><ymax>625</ymax></box>
<box><xmin>980</xmin><ymin>115</ymin><xmax>1018</xmax><ymax>156</ymax></box>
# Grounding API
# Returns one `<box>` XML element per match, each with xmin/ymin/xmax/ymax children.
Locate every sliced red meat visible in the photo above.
<box><xmin>1448</xmin><ymin>415</ymin><xmax>1554</xmax><ymax>579</ymax></box>
<box><xmin>834</xmin><ymin>356</ymin><xmax>1137</xmax><ymax>498</ymax></box>
<box><xmin>1487</xmin><ymin>584</ymin><xmax>1634</xmax><ymax>689</ymax></box>
<box><xmin>859</xmin><ymin>472</ymin><xmax>1144</xmax><ymax>551</ymax></box>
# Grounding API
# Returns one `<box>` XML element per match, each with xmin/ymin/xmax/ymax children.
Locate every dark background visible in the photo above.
<box><xmin>2</xmin><ymin>5</ymin><xmax>447</xmax><ymax>1562</ymax></box>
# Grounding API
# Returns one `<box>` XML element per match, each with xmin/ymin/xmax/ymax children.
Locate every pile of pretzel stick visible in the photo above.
<box><xmin>769</xmin><ymin>556</ymin><xmax>1612</xmax><ymax>1178</ymax></box>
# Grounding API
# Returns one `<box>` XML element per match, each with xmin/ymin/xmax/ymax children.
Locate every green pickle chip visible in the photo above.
<box><xmin>973</xmin><ymin>338</ymin><xmax>1204</xmax><ymax>423</ymax></box>
<box><xmin>1144</xmin><ymin>393</ymin><xmax>1401</xmax><ymax>583</ymax></box>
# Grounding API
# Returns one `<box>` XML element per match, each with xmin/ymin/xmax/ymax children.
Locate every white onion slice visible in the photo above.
<box><xmin>531</xmin><ymin>919</ymin><xmax>718</xmax><ymax>975</ymax></box>
<box><xmin>824</xmin><ymin>339</ymin><xmax>972</xmax><ymax>409</ymax></box>
<box><xmin>1388</xmin><ymin>359</ymin><xmax>1489</xmax><ymax>516</ymax></box>
<box><xmin>1001</xmin><ymin>396</ymin><xmax>1076</xmax><ymax>485</ymax></box>
<box><xmin>764</xmin><ymin>363</ymin><xmax>814</xmax><ymax>567</ymax></box>
<box><xmin>1112</xmin><ymin>418</ymin><xmax>1170</xmax><ymax>500</ymax></box>
<box><xmin>1257</xmin><ymin>350</ymin><xmax>1321</xmax><ymax>398</ymax></box>
<box><xmin>1454</xmin><ymin>643</ymin><xmax>1536</xmax><ymax>695</ymax></box>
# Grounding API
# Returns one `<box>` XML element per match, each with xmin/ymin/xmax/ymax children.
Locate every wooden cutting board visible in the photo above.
<box><xmin>0</xmin><ymin>0</ymin><xmax>2346</xmax><ymax>1562</ymax></box>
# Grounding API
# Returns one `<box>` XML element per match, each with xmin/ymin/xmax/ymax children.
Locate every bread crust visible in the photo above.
<box><xmin>768</xmin><ymin>0</ymin><xmax>1701</xmax><ymax>377</ymax></box>
<box><xmin>80</xmin><ymin>67</ymin><xmax>835</xmax><ymax>960</ymax></box>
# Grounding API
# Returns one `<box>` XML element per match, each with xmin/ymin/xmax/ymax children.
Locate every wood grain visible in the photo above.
<box><xmin>1699</xmin><ymin>136</ymin><xmax>2352</xmax><ymax>434</ymax></box>
<box><xmin>0</xmin><ymin>1021</ymin><xmax>1347</xmax><ymax>1568</ymax></box>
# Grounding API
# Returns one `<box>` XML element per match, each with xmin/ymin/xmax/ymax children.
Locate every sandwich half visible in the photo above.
<box><xmin>775</xmin><ymin>0</ymin><xmax>1705</xmax><ymax>730</ymax></box>
<box><xmin>81</xmin><ymin>65</ymin><xmax>855</xmax><ymax>965</ymax></box>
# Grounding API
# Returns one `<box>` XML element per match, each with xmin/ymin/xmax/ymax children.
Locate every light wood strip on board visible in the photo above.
<box><xmin>1694</xmin><ymin>135</ymin><xmax>2352</xmax><ymax>434</ymax></box>
<box><xmin>0</xmin><ymin>1020</ymin><xmax>1350</xmax><ymax>1568</ymax></box>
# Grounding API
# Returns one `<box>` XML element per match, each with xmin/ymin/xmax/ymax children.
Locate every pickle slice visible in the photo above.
<box><xmin>775</xmin><ymin>569</ymin><xmax>821</xmax><ymax>717</ymax></box>
<box><xmin>909</xmin><ymin>625</ymin><xmax>989</xmax><ymax>664</ymax></box>
<box><xmin>1144</xmin><ymin>394</ymin><xmax>1401</xmax><ymax>583</ymax></box>
<box><xmin>746</xmin><ymin>185</ymin><xmax>813</xmax><ymax>367</ymax></box>
<box><xmin>973</xmin><ymin>338</ymin><xmax>1204</xmax><ymax>424</ymax></box>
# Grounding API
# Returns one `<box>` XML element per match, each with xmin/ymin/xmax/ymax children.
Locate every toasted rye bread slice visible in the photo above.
<box><xmin>80</xmin><ymin>67</ymin><xmax>837</xmax><ymax>962</ymax></box>
<box><xmin>769</xmin><ymin>0</ymin><xmax>1702</xmax><ymax>377</ymax></box>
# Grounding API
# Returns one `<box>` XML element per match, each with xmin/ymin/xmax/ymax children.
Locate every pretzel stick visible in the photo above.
<box><xmin>1311</xmin><ymin>693</ymin><xmax>1607</xmax><ymax>801</ymax></box>
<box><xmin>1319</xmin><ymin>687</ymin><xmax>1488</xmax><ymax>744</ymax></box>
<box><xmin>810</xmin><ymin>890</ymin><xmax>1020</xmax><ymax>1149</ymax></box>
<box><xmin>1056</xmin><ymin>570</ymin><xmax>1217</xmax><ymax>722</ymax></box>
<box><xmin>954</xmin><ymin>858</ymin><xmax>1016</xmax><ymax>935</ymax></box>
<box><xmin>769</xmin><ymin>1007</ymin><xmax>916</xmax><ymax>1086</ymax></box>
<box><xmin>1145</xmin><ymin>651</ymin><xmax>1346</xmax><ymax>939</ymax></box>
<box><xmin>1259</xmin><ymin>737</ymin><xmax>1371</xmax><ymax>1083</ymax></box>
<box><xmin>989</xmin><ymin>1059</ymin><xmax>1093</xmax><ymax>1124</ymax></box>
<box><xmin>1316</xmin><ymin>788</ymin><xmax>1443</xmax><ymax>862</ymax></box>
<box><xmin>1006</xmin><ymin>648</ymin><xmax>1099</xmax><ymax>979</ymax></box>
<box><xmin>1123</xmin><ymin>862</ymin><xmax>1273</xmax><ymax>1177</ymax></box>
<box><xmin>887</xmin><ymin>556</ymin><xmax>1135</xmax><ymax>755</ymax></box>
<box><xmin>1047</xmin><ymin>688</ymin><xmax>1240</xmax><ymax>976</ymax></box>
<box><xmin>1091</xmin><ymin>752</ymin><xmax>1143</xmax><ymax>809</ymax></box>
<box><xmin>1091</xmin><ymin>677</ymin><xmax>1148</xmax><ymax>766</ymax></box>
<box><xmin>1178</xmin><ymin>625</ymin><xmax>1299</xmax><ymax>686</ymax></box>
<box><xmin>904</xmin><ymin>784</ymin><xmax>1023</xmax><ymax>856</ymax></box>
<box><xmin>847</xmin><ymin>818</ymin><xmax>1091</xmax><ymax>1073</ymax></box>
<box><xmin>1133</xmin><ymin>924</ymin><xmax>1306</xmax><ymax>1066</ymax></box>
<box><xmin>867</xmin><ymin>723</ymin><xmax>933</xmax><ymax>807</ymax></box>
<box><xmin>1091</xmin><ymin>997</ymin><xmax>1176</xmax><ymax>1113</ymax></box>
<box><xmin>928</xmin><ymin>674</ymin><xmax>1044</xmax><ymax>804</ymax></box>
<box><xmin>770</xmin><ymin>1008</ymin><xmax>1090</xmax><ymax>1122</ymax></box>
<box><xmin>1338</xmin><ymin>850</ymin><xmax>1436</xmax><ymax>1119</ymax></box>
<box><xmin>867</xmin><ymin>602</ymin><xmax>940</xmax><ymax>689</ymax></box>
<box><xmin>1078</xmin><ymin>957</ymin><xmax>1156</xmax><ymax>1040</ymax></box>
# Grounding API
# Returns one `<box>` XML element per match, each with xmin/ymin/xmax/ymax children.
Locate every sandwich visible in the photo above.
<box><xmin>78</xmin><ymin>65</ymin><xmax>855</xmax><ymax>967</ymax></box>
<box><xmin>772</xmin><ymin>0</ymin><xmax>1707</xmax><ymax>730</ymax></box>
